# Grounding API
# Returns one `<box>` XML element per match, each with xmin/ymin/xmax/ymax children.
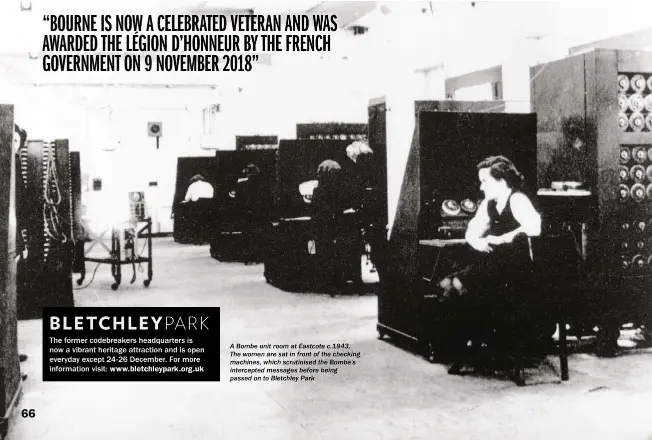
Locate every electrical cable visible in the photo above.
<box><xmin>137</xmin><ymin>238</ymin><xmax>147</xmax><ymax>273</ymax></box>
<box><xmin>43</xmin><ymin>143</ymin><xmax>69</xmax><ymax>244</ymax></box>
<box><xmin>73</xmin><ymin>262</ymin><xmax>101</xmax><ymax>290</ymax></box>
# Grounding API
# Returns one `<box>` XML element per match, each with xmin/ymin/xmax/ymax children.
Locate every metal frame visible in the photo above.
<box><xmin>77</xmin><ymin>218</ymin><xmax>153</xmax><ymax>290</ymax></box>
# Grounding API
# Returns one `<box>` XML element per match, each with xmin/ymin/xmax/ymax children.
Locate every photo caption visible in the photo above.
<box><xmin>43</xmin><ymin>307</ymin><xmax>220</xmax><ymax>381</ymax></box>
<box><xmin>229</xmin><ymin>342</ymin><xmax>361</xmax><ymax>383</ymax></box>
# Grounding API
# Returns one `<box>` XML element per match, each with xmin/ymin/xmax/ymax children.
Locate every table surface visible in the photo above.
<box><xmin>537</xmin><ymin>189</ymin><xmax>592</xmax><ymax>197</ymax></box>
<box><xmin>419</xmin><ymin>238</ymin><xmax>468</xmax><ymax>248</ymax></box>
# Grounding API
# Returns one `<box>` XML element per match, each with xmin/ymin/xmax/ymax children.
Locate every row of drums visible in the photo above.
<box><xmin>620</xmin><ymin>164</ymin><xmax>652</xmax><ymax>183</ymax></box>
<box><xmin>619</xmin><ymin>93</ymin><xmax>652</xmax><ymax>113</ymax></box>
<box><xmin>620</xmin><ymin>253</ymin><xmax>652</xmax><ymax>271</ymax></box>
<box><xmin>620</xmin><ymin>146</ymin><xmax>652</xmax><ymax>202</ymax></box>
<box><xmin>619</xmin><ymin>220</ymin><xmax>650</xmax><ymax>234</ymax></box>
<box><xmin>618</xmin><ymin>74</ymin><xmax>652</xmax><ymax>94</ymax></box>
<box><xmin>620</xmin><ymin>146</ymin><xmax>652</xmax><ymax>164</ymax></box>
<box><xmin>242</xmin><ymin>144</ymin><xmax>277</xmax><ymax>150</ymax></box>
<box><xmin>619</xmin><ymin>112</ymin><xmax>652</xmax><ymax>132</ymax></box>
<box><xmin>306</xmin><ymin>134</ymin><xmax>366</xmax><ymax>141</ymax></box>
<box><xmin>619</xmin><ymin>183</ymin><xmax>652</xmax><ymax>202</ymax></box>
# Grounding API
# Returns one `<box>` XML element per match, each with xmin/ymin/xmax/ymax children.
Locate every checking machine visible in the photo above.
<box><xmin>16</xmin><ymin>139</ymin><xmax>77</xmax><ymax>319</ymax></box>
<box><xmin>210</xmin><ymin>149</ymin><xmax>279</xmax><ymax>262</ymax></box>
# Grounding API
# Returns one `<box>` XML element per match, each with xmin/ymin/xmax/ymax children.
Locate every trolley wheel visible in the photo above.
<box><xmin>377</xmin><ymin>331</ymin><xmax>386</xmax><ymax>340</ymax></box>
<box><xmin>143</xmin><ymin>280</ymin><xmax>151</xmax><ymax>287</ymax></box>
<box><xmin>595</xmin><ymin>326</ymin><xmax>620</xmax><ymax>357</ymax></box>
<box><xmin>111</xmin><ymin>283</ymin><xmax>119</xmax><ymax>291</ymax></box>
<box><xmin>76</xmin><ymin>278</ymin><xmax>84</xmax><ymax>286</ymax></box>
<box><xmin>513</xmin><ymin>369</ymin><xmax>526</xmax><ymax>387</ymax></box>
<box><xmin>425</xmin><ymin>342</ymin><xmax>437</xmax><ymax>364</ymax></box>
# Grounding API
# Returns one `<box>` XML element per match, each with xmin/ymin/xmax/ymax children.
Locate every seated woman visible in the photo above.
<box><xmin>312</xmin><ymin>160</ymin><xmax>360</xmax><ymax>288</ymax></box>
<box><xmin>183</xmin><ymin>174</ymin><xmax>214</xmax><ymax>202</ymax></box>
<box><xmin>443</xmin><ymin>155</ymin><xmax>542</xmax><ymax>374</ymax></box>
<box><xmin>179</xmin><ymin>174</ymin><xmax>215</xmax><ymax>245</ymax></box>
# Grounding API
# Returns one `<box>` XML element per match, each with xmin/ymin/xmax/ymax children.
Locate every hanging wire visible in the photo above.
<box><xmin>42</xmin><ymin>143</ymin><xmax>70</xmax><ymax>244</ymax></box>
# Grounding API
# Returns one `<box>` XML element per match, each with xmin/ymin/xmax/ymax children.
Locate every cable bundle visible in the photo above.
<box><xmin>42</xmin><ymin>143</ymin><xmax>69</xmax><ymax>246</ymax></box>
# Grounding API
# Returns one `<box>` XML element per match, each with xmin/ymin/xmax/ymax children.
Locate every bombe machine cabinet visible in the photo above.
<box><xmin>211</xmin><ymin>149</ymin><xmax>279</xmax><ymax>262</ymax></box>
<box><xmin>369</xmin><ymin>97</ymin><xmax>537</xmax><ymax>350</ymax></box>
<box><xmin>17</xmin><ymin>139</ymin><xmax>75</xmax><ymax>320</ymax></box>
<box><xmin>0</xmin><ymin>105</ymin><xmax>21</xmax><ymax>439</ymax></box>
<box><xmin>172</xmin><ymin>156</ymin><xmax>219</xmax><ymax>244</ymax></box>
<box><xmin>531</xmin><ymin>49</ymin><xmax>652</xmax><ymax>331</ymax></box>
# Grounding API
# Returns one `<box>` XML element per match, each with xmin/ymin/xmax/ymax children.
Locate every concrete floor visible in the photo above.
<box><xmin>8</xmin><ymin>238</ymin><xmax>652</xmax><ymax>440</ymax></box>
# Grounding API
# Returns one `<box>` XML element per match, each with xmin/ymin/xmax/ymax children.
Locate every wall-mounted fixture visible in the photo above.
<box><xmin>147</xmin><ymin>122</ymin><xmax>162</xmax><ymax>149</ymax></box>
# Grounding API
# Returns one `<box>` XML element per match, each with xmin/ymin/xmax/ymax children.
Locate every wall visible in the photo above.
<box><xmin>445</xmin><ymin>65</ymin><xmax>502</xmax><ymax>99</ymax></box>
<box><xmin>1</xmin><ymin>50</ymin><xmax>396</xmax><ymax>233</ymax></box>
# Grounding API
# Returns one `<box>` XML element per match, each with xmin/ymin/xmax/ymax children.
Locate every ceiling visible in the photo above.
<box><xmin>1</xmin><ymin>0</ymin><xmax>652</xmax><ymax>87</ymax></box>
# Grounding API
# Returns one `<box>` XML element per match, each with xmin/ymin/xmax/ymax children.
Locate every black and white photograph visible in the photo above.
<box><xmin>1</xmin><ymin>0</ymin><xmax>652</xmax><ymax>439</ymax></box>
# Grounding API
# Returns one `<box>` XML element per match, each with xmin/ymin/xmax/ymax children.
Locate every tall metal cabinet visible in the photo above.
<box><xmin>0</xmin><ymin>105</ymin><xmax>21</xmax><ymax>439</ymax></box>
<box><xmin>369</xmin><ymin>98</ymin><xmax>538</xmax><ymax>350</ymax></box>
<box><xmin>531</xmin><ymin>49</ymin><xmax>652</xmax><ymax>328</ymax></box>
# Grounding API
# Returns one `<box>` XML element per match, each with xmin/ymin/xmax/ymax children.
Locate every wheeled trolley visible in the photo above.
<box><xmin>77</xmin><ymin>218</ymin><xmax>153</xmax><ymax>290</ymax></box>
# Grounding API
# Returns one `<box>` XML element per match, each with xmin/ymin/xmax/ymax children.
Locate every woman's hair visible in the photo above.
<box><xmin>243</xmin><ymin>164</ymin><xmax>260</xmax><ymax>178</ymax></box>
<box><xmin>317</xmin><ymin>159</ymin><xmax>342</xmax><ymax>186</ymax></box>
<box><xmin>190</xmin><ymin>174</ymin><xmax>205</xmax><ymax>183</ymax></box>
<box><xmin>346</xmin><ymin>141</ymin><xmax>373</xmax><ymax>163</ymax></box>
<box><xmin>477</xmin><ymin>155</ymin><xmax>524</xmax><ymax>189</ymax></box>
<box><xmin>561</xmin><ymin>116</ymin><xmax>585</xmax><ymax>144</ymax></box>
<box><xmin>14</xmin><ymin>124</ymin><xmax>27</xmax><ymax>150</ymax></box>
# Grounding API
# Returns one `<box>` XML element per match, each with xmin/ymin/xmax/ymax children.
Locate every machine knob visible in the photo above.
<box><xmin>622</xmin><ymin>222</ymin><xmax>631</xmax><ymax>231</ymax></box>
<box><xmin>620</xmin><ymin>166</ymin><xmax>629</xmax><ymax>182</ymax></box>
<box><xmin>621</xmin><ymin>242</ymin><xmax>629</xmax><ymax>250</ymax></box>
<box><xmin>632</xmin><ymin>75</ymin><xmax>646</xmax><ymax>92</ymax></box>
<box><xmin>633</xmin><ymin>146</ymin><xmax>648</xmax><ymax>163</ymax></box>
<box><xmin>619</xmin><ymin>185</ymin><xmax>630</xmax><ymax>202</ymax></box>
<box><xmin>622</xmin><ymin>259</ymin><xmax>630</xmax><ymax>269</ymax></box>
<box><xmin>441</xmin><ymin>200</ymin><xmax>461</xmax><ymax>216</ymax></box>
<box><xmin>630</xmin><ymin>113</ymin><xmax>645</xmax><ymax>132</ymax></box>
<box><xmin>629</xmin><ymin>93</ymin><xmax>646</xmax><ymax>112</ymax></box>
<box><xmin>646</xmin><ymin>114</ymin><xmax>652</xmax><ymax>132</ymax></box>
<box><xmin>631</xmin><ymin>183</ymin><xmax>646</xmax><ymax>202</ymax></box>
<box><xmin>618</xmin><ymin>74</ymin><xmax>630</xmax><ymax>92</ymax></box>
<box><xmin>637</xmin><ymin>241</ymin><xmax>646</xmax><ymax>250</ymax></box>
<box><xmin>631</xmin><ymin>165</ymin><xmax>646</xmax><ymax>182</ymax></box>
<box><xmin>639</xmin><ymin>221</ymin><xmax>647</xmax><ymax>232</ymax></box>
<box><xmin>633</xmin><ymin>254</ymin><xmax>646</xmax><ymax>268</ymax></box>
<box><xmin>460</xmin><ymin>199</ymin><xmax>477</xmax><ymax>214</ymax></box>
<box><xmin>620</xmin><ymin>147</ymin><xmax>631</xmax><ymax>164</ymax></box>
<box><xmin>618</xmin><ymin>94</ymin><xmax>629</xmax><ymax>112</ymax></box>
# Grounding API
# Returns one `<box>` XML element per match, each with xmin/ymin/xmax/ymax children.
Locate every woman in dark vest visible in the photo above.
<box><xmin>447</xmin><ymin>155</ymin><xmax>542</xmax><ymax>375</ymax></box>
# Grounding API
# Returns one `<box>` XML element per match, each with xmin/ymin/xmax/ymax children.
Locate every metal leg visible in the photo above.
<box><xmin>111</xmin><ymin>228</ymin><xmax>121</xmax><ymax>290</ymax></box>
<box><xmin>145</xmin><ymin>219</ymin><xmax>152</xmax><ymax>287</ymax></box>
<box><xmin>559</xmin><ymin>319</ymin><xmax>569</xmax><ymax>381</ymax></box>
<box><xmin>77</xmin><ymin>258</ymin><xmax>86</xmax><ymax>286</ymax></box>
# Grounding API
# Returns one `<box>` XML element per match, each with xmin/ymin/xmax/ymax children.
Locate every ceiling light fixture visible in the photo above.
<box><xmin>20</xmin><ymin>1</ymin><xmax>32</xmax><ymax>12</ymax></box>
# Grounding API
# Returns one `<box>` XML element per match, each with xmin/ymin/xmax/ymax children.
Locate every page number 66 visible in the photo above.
<box><xmin>21</xmin><ymin>409</ymin><xmax>35</xmax><ymax>418</ymax></box>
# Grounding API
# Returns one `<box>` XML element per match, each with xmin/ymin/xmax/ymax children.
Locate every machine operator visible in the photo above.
<box><xmin>437</xmin><ymin>155</ymin><xmax>542</xmax><ymax>375</ymax></box>
<box><xmin>183</xmin><ymin>174</ymin><xmax>214</xmax><ymax>202</ymax></box>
